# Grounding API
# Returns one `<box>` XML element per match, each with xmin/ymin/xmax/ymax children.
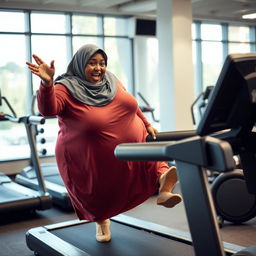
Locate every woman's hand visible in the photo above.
<box><xmin>147</xmin><ymin>125</ymin><xmax>158</xmax><ymax>140</ymax></box>
<box><xmin>26</xmin><ymin>54</ymin><xmax>55</xmax><ymax>87</ymax></box>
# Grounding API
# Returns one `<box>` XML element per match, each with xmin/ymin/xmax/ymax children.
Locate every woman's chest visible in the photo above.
<box><xmin>63</xmin><ymin>87</ymin><xmax>139</xmax><ymax>131</ymax></box>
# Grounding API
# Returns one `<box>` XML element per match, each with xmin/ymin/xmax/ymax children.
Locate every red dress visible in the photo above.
<box><xmin>37</xmin><ymin>81</ymin><xmax>169</xmax><ymax>221</ymax></box>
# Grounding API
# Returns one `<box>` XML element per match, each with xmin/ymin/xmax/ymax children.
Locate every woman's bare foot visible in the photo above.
<box><xmin>95</xmin><ymin>219</ymin><xmax>111</xmax><ymax>242</ymax></box>
<box><xmin>157</xmin><ymin>167</ymin><xmax>182</xmax><ymax>208</ymax></box>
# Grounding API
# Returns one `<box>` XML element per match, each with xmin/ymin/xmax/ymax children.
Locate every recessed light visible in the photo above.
<box><xmin>242</xmin><ymin>13</ymin><xmax>256</xmax><ymax>19</ymax></box>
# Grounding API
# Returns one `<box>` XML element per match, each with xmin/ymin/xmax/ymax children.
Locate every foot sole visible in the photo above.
<box><xmin>157</xmin><ymin>193</ymin><xmax>182</xmax><ymax>208</ymax></box>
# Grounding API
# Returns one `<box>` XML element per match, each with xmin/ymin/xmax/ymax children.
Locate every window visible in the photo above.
<box><xmin>31</xmin><ymin>12</ymin><xmax>69</xmax><ymax>34</ymax></box>
<box><xmin>31</xmin><ymin>35</ymin><xmax>69</xmax><ymax>93</ymax></box>
<box><xmin>104</xmin><ymin>38</ymin><xmax>132</xmax><ymax>91</ymax></box>
<box><xmin>229</xmin><ymin>42</ymin><xmax>251</xmax><ymax>54</ymax></box>
<box><xmin>0</xmin><ymin>9</ymin><xmax>133</xmax><ymax>161</ymax></box>
<box><xmin>72</xmin><ymin>14</ymin><xmax>102</xmax><ymax>35</ymax></box>
<box><xmin>201</xmin><ymin>23</ymin><xmax>222</xmax><ymax>41</ymax></box>
<box><xmin>0</xmin><ymin>10</ymin><xmax>26</xmax><ymax>32</ymax></box>
<box><xmin>0</xmin><ymin>35</ymin><xmax>28</xmax><ymax>116</ymax></box>
<box><xmin>72</xmin><ymin>36</ymin><xmax>103</xmax><ymax>53</ymax></box>
<box><xmin>104</xmin><ymin>17</ymin><xmax>129</xmax><ymax>36</ymax></box>
<box><xmin>228</xmin><ymin>25</ymin><xmax>250</xmax><ymax>42</ymax></box>
<box><xmin>193</xmin><ymin>22</ymin><xmax>256</xmax><ymax>95</ymax></box>
<box><xmin>202</xmin><ymin>41</ymin><xmax>223</xmax><ymax>89</ymax></box>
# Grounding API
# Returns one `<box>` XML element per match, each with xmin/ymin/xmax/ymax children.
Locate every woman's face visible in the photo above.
<box><xmin>84</xmin><ymin>53</ymin><xmax>106</xmax><ymax>84</ymax></box>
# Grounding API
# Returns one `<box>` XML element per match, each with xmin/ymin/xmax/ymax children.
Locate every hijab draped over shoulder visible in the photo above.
<box><xmin>54</xmin><ymin>44</ymin><xmax>118</xmax><ymax>106</ymax></box>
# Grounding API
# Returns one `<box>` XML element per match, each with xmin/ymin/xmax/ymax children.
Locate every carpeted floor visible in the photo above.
<box><xmin>0</xmin><ymin>184</ymin><xmax>255</xmax><ymax>256</ymax></box>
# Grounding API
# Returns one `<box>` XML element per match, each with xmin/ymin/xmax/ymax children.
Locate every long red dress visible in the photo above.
<box><xmin>37</xmin><ymin>81</ymin><xmax>169</xmax><ymax>221</ymax></box>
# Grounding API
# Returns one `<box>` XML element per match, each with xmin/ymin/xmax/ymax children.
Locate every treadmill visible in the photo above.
<box><xmin>15</xmin><ymin>162</ymin><xmax>72</xmax><ymax>210</ymax></box>
<box><xmin>14</xmin><ymin>95</ymin><xmax>73</xmax><ymax>210</ymax></box>
<box><xmin>0</xmin><ymin>92</ymin><xmax>52</xmax><ymax>213</ymax></box>
<box><xmin>25</xmin><ymin>53</ymin><xmax>256</xmax><ymax>256</ymax></box>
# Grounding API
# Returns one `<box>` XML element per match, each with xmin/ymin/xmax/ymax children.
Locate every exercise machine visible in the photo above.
<box><xmin>146</xmin><ymin>85</ymin><xmax>256</xmax><ymax>225</ymax></box>
<box><xmin>116</xmin><ymin>52</ymin><xmax>256</xmax><ymax>255</ymax></box>
<box><xmin>0</xmin><ymin>91</ymin><xmax>52</xmax><ymax>213</ymax></box>
<box><xmin>147</xmin><ymin>84</ymin><xmax>256</xmax><ymax>225</ymax></box>
<box><xmin>191</xmin><ymin>84</ymin><xmax>256</xmax><ymax>224</ymax></box>
<box><xmin>15</xmin><ymin>162</ymin><xmax>72</xmax><ymax>210</ymax></box>
<box><xmin>148</xmin><ymin>131</ymin><xmax>256</xmax><ymax>225</ymax></box>
<box><xmin>25</xmin><ymin>53</ymin><xmax>256</xmax><ymax>255</ymax></box>
<box><xmin>14</xmin><ymin>94</ymin><xmax>73</xmax><ymax>210</ymax></box>
<box><xmin>138</xmin><ymin>92</ymin><xmax>159</xmax><ymax>123</ymax></box>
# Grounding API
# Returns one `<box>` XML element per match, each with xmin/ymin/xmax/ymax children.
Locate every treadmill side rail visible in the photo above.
<box><xmin>26</xmin><ymin>226</ymin><xmax>90</xmax><ymax>256</ymax></box>
<box><xmin>115</xmin><ymin>136</ymin><xmax>207</xmax><ymax>165</ymax></box>
<box><xmin>115</xmin><ymin>136</ymin><xmax>235</xmax><ymax>172</ymax></box>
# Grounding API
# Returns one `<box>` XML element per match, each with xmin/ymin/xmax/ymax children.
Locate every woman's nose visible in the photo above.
<box><xmin>94</xmin><ymin>64</ymin><xmax>100</xmax><ymax>70</ymax></box>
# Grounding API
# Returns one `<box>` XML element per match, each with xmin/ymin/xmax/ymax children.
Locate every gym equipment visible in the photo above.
<box><xmin>0</xmin><ymin>91</ymin><xmax>52</xmax><ymax>213</ymax></box>
<box><xmin>190</xmin><ymin>85</ymin><xmax>214</xmax><ymax>125</ymax></box>
<box><xmin>191</xmin><ymin>84</ymin><xmax>256</xmax><ymax>224</ymax></box>
<box><xmin>147</xmin><ymin>130</ymin><xmax>256</xmax><ymax>225</ymax></box>
<box><xmin>138</xmin><ymin>92</ymin><xmax>159</xmax><ymax>122</ymax></box>
<box><xmin>15</xmin><ymin>94</ymin><xmax>73</xmax><ymax>210</ymax></box>
<box><xmin>25</xmin><ymin>53</ymin><xmax>256</xmax><ymax>256</ymax></box>
<box><xmin>116</xmin><ymin>53</ymin><xmax>256</xmax><ymax>255</ymax></box>
<box><xmin>15</xmin><ymin>162</ymin><xmax>72</xmax><ymax>210</ymax></box>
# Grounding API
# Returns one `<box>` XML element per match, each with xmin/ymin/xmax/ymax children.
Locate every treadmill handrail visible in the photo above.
<box><xmin>2</xmin><ymin>114</ymin><xmax>45</xmax><ymax>125</ymax></box>
<box><xmin>146</xmin><ymin>130</ymin><xmax>196</xmax><ymax>142</ymax></box>
<box><xmin>1</xmin><ymin>113</ymin><xmax>47</xmax><ymax>194</ymax></box>
<box><xmin>0</xmin><ymin>94</ymin><xmax>17</xmax><ymax>118</ymax></box>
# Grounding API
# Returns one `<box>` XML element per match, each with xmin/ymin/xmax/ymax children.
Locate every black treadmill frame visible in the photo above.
<box><xmin>26</xmin><ymin>214</ymin><xmax>242</xmax><ymax>256</ymax></box>
<box><xmin>0</xmin><ymin>113</ymin><xmax>52</xmax><ymax>213</ymax></box>
<box><xmin>0</xmin><ymin>174</ymin><xmax>51</xmax><ymax>213</ymax></box>
<box><xmin>15</xmin><ymin>162</ymin><xmax>73</xmax><ymax>209</ymax></box>
<box><xmin>25</xmin><ymin>136</ymin><xmax>245</xmax><ymax>256</ymax></box>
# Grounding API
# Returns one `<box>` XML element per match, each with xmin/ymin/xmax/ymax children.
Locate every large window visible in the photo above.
<box><xmin>228</xmin><ymin>25</ymin><xmax>251</xmax><ymax>54</ymax></box>
<box><xmin>31</xmin><ymin>35</ymin><xmax>69</xmax><ymax>92</ymax></box>
<box><xmin>0</xmin><ymin>9</ymin><xmax>133</xmax><ymax>161</ymax></box>
<box><xmin>193</xmin><ymin>22</ymin><xmax>256</xmax><ymax>93</ymax></box>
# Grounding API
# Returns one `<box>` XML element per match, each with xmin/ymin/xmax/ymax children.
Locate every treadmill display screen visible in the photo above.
<box><xmin>196</xmin><ymin>53</ymin><xmax>256</xmax><ymax>136</ymax></box>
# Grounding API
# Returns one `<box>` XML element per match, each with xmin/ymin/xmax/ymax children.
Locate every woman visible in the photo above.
<box><xmin>26</xmin><ymin>44</ymin><xmax>182</xmax><ymax>243</ymax></box>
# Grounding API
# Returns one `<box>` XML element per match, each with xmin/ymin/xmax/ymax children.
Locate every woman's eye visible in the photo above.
<box><xmin>88</xmin><ymin>62</ymin><xmax>105</xmax><ymax>67</ymax></box>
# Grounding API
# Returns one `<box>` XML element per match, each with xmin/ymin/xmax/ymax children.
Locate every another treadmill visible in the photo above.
<box><xmin>14</xmin><ymin>95</ymin><xmax>73</xmax><ymax>210</ymax></box>
<box><xmin>25</xmin><ymin>54</ymin><xmax>256</xmax><ymax>255</ymax></box>
<box><xmin>0</xmin><ymin>92</ymin><xmax>52</xmax><ymax>213</ymax></box>
<box><xmin>15</xmin><ymin>162</ymin><xmax>72</xmax><ymax>210</ymax></box>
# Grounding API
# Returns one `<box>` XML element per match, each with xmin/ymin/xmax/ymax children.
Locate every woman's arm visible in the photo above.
<box><xmin>27</xmin><ymin>54</ymin><xmax>66</xmax><ymax>117</ymax></box>
<box><xmin>37</xmin><ymin>83</ymin><xmax>66</xmax><ymax>117</ymax></box>
<box><xmin>136</xmin><ymin>107</ymin><xmax>158</xmax><ymax>139</ymax></box>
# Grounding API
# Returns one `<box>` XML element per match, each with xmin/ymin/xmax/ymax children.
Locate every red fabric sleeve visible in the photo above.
<box><xmin>136</xmin><ymin>107</ymin><xmax>151</xmax><ymax>127</ymax></box>
<box><xmin>37</xmin><ymin>82</ymin><xmax>66</xmax><ymax>117</ymax></box>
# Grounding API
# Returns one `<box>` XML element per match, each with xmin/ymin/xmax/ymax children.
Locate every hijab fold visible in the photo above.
<box><xmin>54</xmin><ymin>44</ymin><xmax>118</xmax><ymax>106</ymax></box>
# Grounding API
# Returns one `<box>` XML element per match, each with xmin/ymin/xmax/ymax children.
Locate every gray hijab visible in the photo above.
<box><xmin>54</xmin><ymin>44</ymin><xmax>118</xmax><ymax>106</ymax></box>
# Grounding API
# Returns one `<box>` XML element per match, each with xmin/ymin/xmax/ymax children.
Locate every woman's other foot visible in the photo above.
<box><xmin>95</xmin><ymin>219</ymin><xmax>111</xmax><ymax>242</ymax></box>
<box><xmin>157</xmin><ymin>192</ymin><xmax>182</xmax><ymax>208</ymax></box>
<box><xmin>157</xmin><ymin>167</ymin><xmax>182</xmax><ymax>208</ymax></box>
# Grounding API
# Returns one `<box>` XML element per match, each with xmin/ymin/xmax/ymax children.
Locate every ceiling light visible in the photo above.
<box><xmin>242</xmin><ymin>13</ymin><xmax>256</xmax><ymax>19</ymax></box>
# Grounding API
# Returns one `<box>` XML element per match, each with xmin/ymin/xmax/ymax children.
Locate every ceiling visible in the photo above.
<box><xmin>1</xmin><ymin>0</ymin><xmax>256</xmax><ymax>24</ymax></box>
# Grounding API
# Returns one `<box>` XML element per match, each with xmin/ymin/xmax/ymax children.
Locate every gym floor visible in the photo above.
<box><xmin>0</xmin><ymin>184</ymin><xmax>255</xmax><ymax>256</ymax></box>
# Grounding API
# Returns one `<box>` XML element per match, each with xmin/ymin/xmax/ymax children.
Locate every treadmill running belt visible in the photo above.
<box><xmin>0</xmin><ymin>186</ymin><xmax>27</xmax><ymax>201</ymax></box>
<box><xmin>51</xmin><ymin>221</ymin><xmax>195</xmax><ymax>256</ymax></box>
